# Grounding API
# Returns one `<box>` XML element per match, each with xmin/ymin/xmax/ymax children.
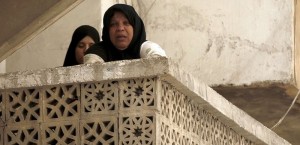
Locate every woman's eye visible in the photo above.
<box><xmin>110</xmin><ymin>22</ymin><xmax>117</xmax><ymax>27</ymax></box>
<box><xmin>77</xmin><ymin>44</ymin><xmax>85</xmax><ymax>48</ymax></box>
<box><xmin>123</xmin><ymin>21</ymin><xmax>130</xmax><ymax>26</ymax></box>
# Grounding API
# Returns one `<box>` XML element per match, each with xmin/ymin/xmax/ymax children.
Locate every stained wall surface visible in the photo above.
<box><xmin>134</xmin><ymin>0</ymin><xmax>294</xmax><ymax>86</ymax></box>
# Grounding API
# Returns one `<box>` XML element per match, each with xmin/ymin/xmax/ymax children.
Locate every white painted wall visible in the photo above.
<box><xmin>0</xmin><ymin>60</ymin><xmax>5</xmax><ymax>74</ymax></box>
<box><xmin>3</xmin><ymin>0</ymin><xmax>294</xmax><ymax>87</ymax></box>
<box><xmin>5</xmin><ymin>0</ymin><xmax>102</xmax><ymax>72</ymax></box>
<box><xmin>134</xmin><ymin>0</ymin><xmax>294</xmax><ymax>86</ymax></box>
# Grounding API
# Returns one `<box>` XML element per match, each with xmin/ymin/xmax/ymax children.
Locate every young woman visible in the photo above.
<box><xmin>63</xmin><ymin>25</ymin><xmax>100</xmax><ymax>66</ymax></box>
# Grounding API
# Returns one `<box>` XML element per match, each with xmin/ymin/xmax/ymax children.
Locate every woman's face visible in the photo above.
<box><xmin>75</xmin><ymin>36</ymin><xmax>95</xmax><ymax>64</ymax></box>
<box><xmin>109</xmin><ymin>11</ymin><xmax>133</xmax><ymax>50</ymax></box>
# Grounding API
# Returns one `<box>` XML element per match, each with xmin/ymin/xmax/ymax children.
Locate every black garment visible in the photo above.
<box><xmin>85</xmin><ymin>4</ymin><xmax>146</xmax><ymax>62</ymax></box>
<box><xmin>63</xmin><ymin>25</ymin><xmax>100</xmax><ymax>66</ymax></box>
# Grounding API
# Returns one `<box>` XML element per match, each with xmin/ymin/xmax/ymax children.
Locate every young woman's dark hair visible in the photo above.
<box><xmin>63</xmin><ymin>25</ymin><xmax>100</xmax><ymax>66</ymax></box>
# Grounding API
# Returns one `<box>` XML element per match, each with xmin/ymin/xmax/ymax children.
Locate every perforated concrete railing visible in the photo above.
<box><xmin>0</xmin><ymin>78</ymin><xmax>251</xmax><ymax>144</ymax></box>
<box><xmin>0</xmin><ymin>58</ymin><xmax>291</xmax><ymax>145</ymax></box>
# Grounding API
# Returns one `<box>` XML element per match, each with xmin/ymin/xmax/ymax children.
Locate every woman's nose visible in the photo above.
<box><xmin>117</xmin><ymin>24</ymin><xmax>124</xmax><ymax>31</ymax></box>
<box><xmin>84</xmin><ymin>45</ymin><xmax>89</xmax><ymax>51</ymax></box>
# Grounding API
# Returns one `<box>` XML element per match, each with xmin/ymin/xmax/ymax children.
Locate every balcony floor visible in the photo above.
<box><xmin>214</xmin><ymin>85</ymin><xmax>300</xmax><ymax>145</ymax></box>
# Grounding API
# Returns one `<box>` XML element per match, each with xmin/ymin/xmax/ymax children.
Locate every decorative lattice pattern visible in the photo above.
<box><xmin>0</xmin><ymin>91</ymin><xmax>4</xmax><ymax>127</ymax></box>
<box><xmin>160</xmin><ymin>122</ymin><xmax>201</xmax><ymax>145</ymax></box>
<box><xmin>120</xmin><ymin>78</ymin><xmax>156</xmax><ymax>109</ymax></box>
<box><xmin>44</xmin><ymin>85</ymin><xmax>80</xmax><ymax>121</ymax></box>
<box><xmin>80</xmin><ymin>117</ymin><xmax>118</xmax><ymax>145</ymax></box>
<box><xmin>120</xmin><ymin>115</ymin><xmax>155</xmax><ymax>145</ymax></box>
<box><xmin>0</xmin><ymin>77</ymin><xmax>257</xmax><ymax>145</ymax></box>
<box><xmin>160</xmin><ymin>82</ymin><xmax>254</xmax><ymax>145</ymax></box>
<box><xmin>5</xmin><ymin>125</ymin><xmax>40</xmax><ymax>145</ymax></box>
<box><xmin>81</xmin><ymin>81</ymin><xmax>118</xmax><ymax>115</ymax></box>
<box><xmin>42</xmin><ymin>121</ymin><xmax>79</xmax><ymax>145</ymax></box>
<box><xmin>6</xmin><ymin>88</ymin><xmax>41</xmax><ymax>124</ymax></box>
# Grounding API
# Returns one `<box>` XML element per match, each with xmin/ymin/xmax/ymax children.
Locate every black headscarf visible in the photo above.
<box><xmin>63</xmin><ymin>25</ymin><xmax>100</xmax><ymax>66</ymax></box>
<box><xmin>85</xmin><ymin>4</ymin><xmax>146</xmax><ymax>61</ymax></box>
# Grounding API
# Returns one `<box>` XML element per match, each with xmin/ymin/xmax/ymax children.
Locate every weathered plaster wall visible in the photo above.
<box><xmin>134</xmin><ymin>0</ymin><xmax>294</xmax><ymax>86</ymax></box>
<box><xmin>5</xmin><ymin>0</ymin><xmax>101</xmax><ymax>72</ymax></box>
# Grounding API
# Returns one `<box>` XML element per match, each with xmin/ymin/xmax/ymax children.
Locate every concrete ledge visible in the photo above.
<box><xmin>0</xmin><ymin>57</ymin><xmax>169</xmax><ymax>89</ymax></box>
<box><xmin>0</xmin><ymin>57</ymin><xmax>291</xmax><ymax>144</ymax></box>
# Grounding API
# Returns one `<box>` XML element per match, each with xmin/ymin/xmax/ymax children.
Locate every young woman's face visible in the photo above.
<box><xmin>75</xmin><ymin>36</ymin><xmax>95</xmax><ymax>64</ymax></box>
<box><xmin>109</xmin><ymin>11</ymin><xmax>133</xmax><ymax>50</ymax></box>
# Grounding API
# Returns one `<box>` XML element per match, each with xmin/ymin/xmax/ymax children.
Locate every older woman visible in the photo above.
<box><xmin>84</xmin><ymin>4</ymin><xmax>166</xmax><ymax>63</ymax></box>
<box><xmin>63</xmin><ymin>25</ymin><xmax>100</xmax><ymax>66</ymax></box>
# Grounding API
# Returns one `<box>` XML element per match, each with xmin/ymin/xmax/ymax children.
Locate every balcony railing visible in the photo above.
<box><xmin>0</xmin><ymin>57</ymin><xmax>290</xmax><ymax>144</ymax></box>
